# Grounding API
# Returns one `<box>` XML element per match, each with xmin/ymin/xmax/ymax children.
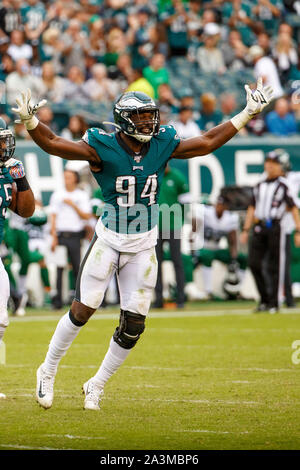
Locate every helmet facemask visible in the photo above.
<box><xmin>0</xmin><ymin>130</ymin><xmax>16</xmax><ymax>167</ymax></box>
<box><xmin>125</xmin><ymin>108</ymin><xmax>160</xmax><ymax>143</ymax></box>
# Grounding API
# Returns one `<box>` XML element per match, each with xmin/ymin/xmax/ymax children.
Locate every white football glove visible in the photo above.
<box><xmin>11</xmin><ymin>89</ymin><xmax>47</xmax><ymax>130</ymax></box>
<box><xmin>231</xmin><ymin>77</ymin><xmax>274</xmax><ymax>131</ymax></box>
<box><xmin>5</xmin><ymin>158</ymin><xmax>26</xmax><ymax>179</ymax></box>
<box><xmin>244</xmin><ymin>77</ymin><xmax>274</xmax><ymax>116</ymax></box>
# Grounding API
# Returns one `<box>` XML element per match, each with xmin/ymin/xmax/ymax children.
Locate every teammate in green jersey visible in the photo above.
<box><xmin>0</xmin><ymin>117</ymin><xmax>35</xmax><ymax>399</ymax></box>
<box><xmin>12</xmin><ymin>81</ymin><xmax>273</xmax><ymax>410</ymax></box>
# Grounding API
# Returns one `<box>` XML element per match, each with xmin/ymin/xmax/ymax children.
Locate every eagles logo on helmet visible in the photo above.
<box><xmin>0</xmin><ymin>117</ymin><xmax>16</xmax><ymax>166</ymax></box>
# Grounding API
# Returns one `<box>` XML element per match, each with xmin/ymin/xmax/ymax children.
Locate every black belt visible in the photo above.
<box><xmin>255</xmin><ymin>219</ymin><xmax>280</xmax><ymax>228</ymax></box>
<box><xmin>57</xmin><ymin>231</ymin><xmax>83</xmax><ymax>238</ymax></box>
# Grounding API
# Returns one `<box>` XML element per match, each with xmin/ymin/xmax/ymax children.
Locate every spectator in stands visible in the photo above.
<box><xmin>61</xmin><ymin>115</ymin><xmax>88</xmax><ymax>140</ymax></box>
<box><xmin>84</xmin><ymin>63</ymin><xmax>119</xmax><ymax>102</ymax></box>
<box><xmin>252</xmin><ymin>0</ymin><xmax>283</xmax><ymax>36</ymax></box>
<box><xmin>6</xmin><ymin>58</ymin><xmax>44</xmax><ymax>105</ymax></box>
<box><xmin>0</xmin><ymin>0</ymin><xmax>23</xmax><ymax>37</ymax></box>
<box><xmin>170</xmin><ymin>106</ymin><xmax>201</xmax><ymax>139</ymax></box>
<box><xmin>22</xmin><ymin>0</ymin><xmax>47</xmax><ymax>44</ymax></box>
<box><xmin>104</xmin><ymin>26</ymin><xmax>128</xmax><ymax>67</ymax></box>
<box><xmin>88</xmin><ymin>17</ymin><xmax>106</xmax><ymax>62</ymax></box>
<box><xmin>197</xmin><ymin>92</ymin><xmax>223</xmax><ymax>132</ymax></box>
<box><xmin>221</xmin><ymin>29</ymin><xmax>250</xmax><ymax>70</ymax></box>
<box><xmin>143</xmin><ymin>53</ymin><xmax>169</xmax><ymax>100</ymax></box>
<box><xmin>61</xmin><ymin>19</ymin><xmax>90</xmax><ymax>74</ymax></box>
<box><xmin>157</xmin><ymin>83</ymin><xmax>179</xmax><ymax>113</ymax></box>
<box><xmin>61</xmin><ymin>65</ymin><xmax>90</xmax><ymax>105</ymax></box>
<box><xmin>265</xmin><ymin>97</ymin><xmax>298</xmax><ymax>136</ymax></box>
<box><xmin>41</xmin><ymin>61</ymin><xmax>65</xmax><ymax>103</ymax></box>
<box><xmin>37</xmin><ymin>106</ymin><xmax>59</xmax><ymax>134</ymax></box>
<box><xmin>126</xmin><ymin>68</ymin><xmax>155</xmax><ymax>99</ymax></box>
<box><xmin>160</xmin><ymin>0</ymin><xmax>190</xmax><ymax>57</ymax></box>
<box><xmin>40</xmin><ymin>28</ymin><xmax>64</xmax><ymax>75</ymax></box>
<box><xmin>220</xmin><ymin>93</ymin><xmax>239</xmax><ymax>122</ymax></box>
<box><xmin>0</xmin><ymin>53</ymin><xmax>14</xmax><ymax>82</ymax></box>
<box><xmin>277</xmin><ymin>22</ymin><xmax>294</xmax><ymax>39</ymax></box>
<box><xmin>249</xmin><ymin>44</ymin><xmax>284</xmax><ymax>99</ymax></box>
<box><xmin>187</xmin><ymin>0</ymin><xmax>202</xmax><ymax>36</ymax></box>
<box><xmin>272</xmin><ymin>31</ymin><xmax>299</xmax><ymax>84</ymax></box>
<box><xmin>7</xmin><ymin>29</ymin><xmax>33</xmax><ymax>62</ymax></box>
<box><xmin>257</xmin><ymin>31</ymin><xmax>272</xmax><ymax>56</ymax></box>
<box><xmin>99</xmin><ymin>0</ymin><xmax>129</xmax><ymax>32</ymax></box>
<box><xmin>115</xmin><ymin>53</ymin><xmax>134</xmax><ymax>87</ymax></box>
<box><xmin>126</xmin><ymin>8</ymin><xmax>154</xmax><ymax>69</ymax></box>
<box><xmin>178</xmin><ymin>88</ymin><xmax>200</xmax><ymax>120</ymax></box>
<box><xmin>147</xmin><ymin>23</ymin><xmax>168</xmax><ymax>57</ymax></box>
<box><xmin>196</xmin><ymin>23</ymin><xmax>226</xmax><ymax>74</ymax></box>
<box><xmin>222</xmin><ymin>0</ymin><xmax>257</xmax><ymax>47</ymax></box>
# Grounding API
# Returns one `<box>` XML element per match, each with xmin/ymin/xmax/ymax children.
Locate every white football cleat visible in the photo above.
<box><xmin>83</xmin><ymin>379</ymin><xmax>104</xmax><ymax>411</ymax></box>
<box><xmin>0</xmin><ymin>393</ymin><xmax>6</xmax><ymax>399</ymax></box>
<box><xmin>36</xmin><ymin>364</ymin><xmax>55</xmax><ymax>409</ymax></box>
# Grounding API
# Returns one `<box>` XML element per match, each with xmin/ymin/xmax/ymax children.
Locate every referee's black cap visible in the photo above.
<box><xmin>265</xmin><ymin>148</ymin><xmax>291</xmax><ymax>172</ymax></box>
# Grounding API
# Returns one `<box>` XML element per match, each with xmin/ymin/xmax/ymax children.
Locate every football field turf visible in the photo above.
<box><xmin>1</xmin><ymin>301</ymin><xmax>300</xmax><ymax>450</ymax></box>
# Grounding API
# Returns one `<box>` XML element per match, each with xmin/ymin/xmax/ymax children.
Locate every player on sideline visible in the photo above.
<box><xmin>0</xmin><ymin>118</ymin><xmax>35</xmax><ymax>398</ymax></box>
<box><xmin>12</xmin><ymin>79</ymin><xmax>273</xmax><ymax>410</ymax></box>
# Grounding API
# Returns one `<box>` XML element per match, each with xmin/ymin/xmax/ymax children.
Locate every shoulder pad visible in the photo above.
<box><xmin>82</xmin><ymin>128</ymin><xmax>114</xmax><ymax>146</ymax></box>
<box><xmin>157</xmin><ymin>125</ymin><xmax>180</xmax><ymax>141</ymax></box>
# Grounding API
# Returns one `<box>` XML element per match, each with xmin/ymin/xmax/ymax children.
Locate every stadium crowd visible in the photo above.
<box><xmin>1</xmin><ymin>0</ymin><xmax>300</xmax><ymax>313</ymax></box>
<box><xmin>0</xmin><ymin>0</ymin><xmax>300</xmax><ymax>135</ymax></box>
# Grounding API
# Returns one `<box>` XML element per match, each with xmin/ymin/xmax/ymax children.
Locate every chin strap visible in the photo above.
<box><xmin>102</xmin><ymin>121</ymin><xmax>122</xmax><ymax>130</ymax></box>
<box><xmin>103</xmin><ymin>121</ymin><xmax>152</xmax><ymax>142</ymax></box>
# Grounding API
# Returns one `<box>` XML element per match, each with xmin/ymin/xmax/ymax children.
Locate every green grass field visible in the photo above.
<box><xmin>1</xmin><ymin>300</ymin><xmax>300</xmax><ymax>450</ymax></box>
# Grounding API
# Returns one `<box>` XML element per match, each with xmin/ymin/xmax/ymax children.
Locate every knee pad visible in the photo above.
<box><xmin>113</xmin><ymin>310</ymin><xmax>146</xmax><ymax>350</ymax></box>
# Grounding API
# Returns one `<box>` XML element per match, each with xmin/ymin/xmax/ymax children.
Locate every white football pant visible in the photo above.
<box><xmin>75</xmin><ymin>236</ymin><xmax>158</xmax><ymax>316</ymax></box>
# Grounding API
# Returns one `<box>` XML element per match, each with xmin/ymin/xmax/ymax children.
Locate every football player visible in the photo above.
<box><xmin>0</xmin><ymin>117</ymin><xmax>35</xmax><ymax>399</ymax></box>
<box><xmin>189</xmin><ymin>195</ymin><xmax>247</xmax><ymax>299</ymax></box>
<box><xmin>12</xmin><ymin>79</ymin><xmax>273</xmax><ymax>410</ymax></box>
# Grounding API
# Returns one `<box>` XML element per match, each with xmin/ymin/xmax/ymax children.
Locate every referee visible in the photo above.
<box><xmin>240</xmin><ymin>151</ymin><xmax>300</xmax><ymax>313</ymax></box>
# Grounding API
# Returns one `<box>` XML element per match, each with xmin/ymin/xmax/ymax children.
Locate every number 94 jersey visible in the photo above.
<box><xmin>83</xmin><ymin>125</ymin><xmax>180</xmax><ymax>236</ymax></box>
<box><xmin>0</xmin><ymin>167</ymin><xmax>13</xmax><ymax>243</ymax></box>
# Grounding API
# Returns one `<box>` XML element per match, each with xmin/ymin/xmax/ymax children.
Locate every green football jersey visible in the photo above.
<box><xmin>83</xmin><ymin>126</ymin><xmax>180</xmax><ymax>234</ymax></box>
<box><xmin>0</xmin><ymin>167</ymin><xmax>14</xmax><ymax>243</ymax></box>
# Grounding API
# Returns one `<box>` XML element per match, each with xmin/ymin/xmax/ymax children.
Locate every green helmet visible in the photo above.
<box><xmin>113</xmin><ymin>91</ymin><xmax>160</xmax><ymax>143</ymax></box>
<box><xmin>0</xmin><ymin>117</ymin><xmax>16</xmax><ymax>166</ymax></box>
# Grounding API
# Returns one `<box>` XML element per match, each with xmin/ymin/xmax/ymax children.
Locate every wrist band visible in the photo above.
<box><xmin>25</xmin><ymin>115</ymin><xmax>39</xmax><ymax>131</ymax></box>
<box><xmin>230</xmin><ymin>109</ymin><xmax>251</xmax><ymax>131</ymax></box>
<box><xmin>15</xmin><ymin>176</ymin><xmax>30</xmax><ymax>192</ymax></box>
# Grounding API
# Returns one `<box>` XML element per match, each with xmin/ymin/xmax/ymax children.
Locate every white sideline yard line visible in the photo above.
<box><xmin>0</xmin><ymin>444</ymin><xmax>70</xmax><ymax>450</ymax></box>
<box><xmin>8</xmin><ymin>392</ymin><xmax>262</xmax><ymax>405</ymax></box>
<box><xmin>178</xmin><ymin>430</ymin><xmax>250</xmax><ymax>435</ymax></box>
<box><xmin>9</xmin><ymin>392</ymin><xmax>300</xmax><ymax>406</ymax></box>
<box><xmin>45</xmin><ymin>434</ymin><xmax>106</xmax><ymax>440</ymax></box>
<box><xmin>9</xmin><ymin>308</ymin><xmax>300</xmax><ymax>323</ymax></box>
<box><xmin>4</xmin><ymin>364</ymin><xmax>297</xmax><ymax>373</ymax></box>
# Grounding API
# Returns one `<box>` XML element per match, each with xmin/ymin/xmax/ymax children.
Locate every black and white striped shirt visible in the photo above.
<box><xmin>252</xmin><ymin>176</ymin><xmax>296</xmax><ymax>221</ymax></box>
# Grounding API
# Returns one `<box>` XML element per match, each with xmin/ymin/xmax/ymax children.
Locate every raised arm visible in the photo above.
<box><xmin>172</xmin><ymin>78</ymin><xmax>273</xmax><ymax>159</ymax></box>
<box><xmin>12</xmin><ymin>89</ymin><xmax>99</xmax><ymax>164</ymax></box>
